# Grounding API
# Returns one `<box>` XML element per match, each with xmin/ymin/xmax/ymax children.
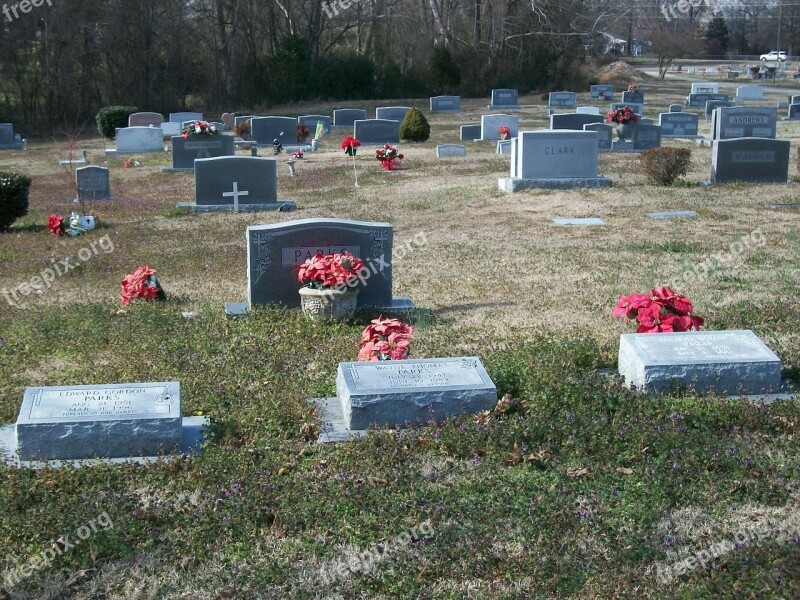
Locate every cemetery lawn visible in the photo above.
<box><xmin>1</xmin><ymin>82</ymin><xmax>799</xmax><ymax>598</ymax></box>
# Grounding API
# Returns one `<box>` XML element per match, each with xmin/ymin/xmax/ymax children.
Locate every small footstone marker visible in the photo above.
<box><xmin>223</xmin><ymin>181</ymin><xmax>249</xmax><ymax>213</ymax></box>
<box><xmin>648</xmin><ymin>210</ymin><xmax>698</xmax><ymax>219</ymax></box>
<box><xmin>551</xmin><ymin>217</ymin><xmax>606</xmax><ymax>226</ymax></box>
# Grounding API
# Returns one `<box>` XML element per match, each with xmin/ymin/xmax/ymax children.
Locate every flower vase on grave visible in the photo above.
<box><xmin>616</xmin><ymin>123</ymin><xmax>635</xmax><ymax>141</ymax></box>
<box><xmin>298</xmin><ymin>287</ymin><xmax>359</xmax><ymax>321</ymax></box>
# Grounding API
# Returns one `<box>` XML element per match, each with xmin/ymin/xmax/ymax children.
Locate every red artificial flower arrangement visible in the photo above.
<box><xmin>627</xmin><ymin>82</ymin><xmax>639</xmax><ymax>92</ymax></box>
<box><xmin>295</xmin><ymin>251</ymin><xmax>365</xmax><ymax>290</ymax></box>
<box><xmin>121</xmin><ymin>265</ymin><xmax>166</xmax><ymax>305</ymax></box>
<box><xmin>607</xmin><ymin>105</ymin><xmax>639</xmax><ymax>125</ymax></box>
<box><xmin>613</xmin><ymin>286</ymin><xmax>703</xmax><ymax>333</ymax></box>
<box><xmin>358</xmin><ymin>316</ymin><xmax>414</xmax><ymax>361</ymax></box>
<box><xmin>48</xmin><ymin>213</ymin><xmax>66</xmax><ymax>236</ymax></box>
<box><xmin>498</xmin><ymin>125</ymin><xmax>511</xmax><ymax>139</ymax></box>
<box><xmin>375</xmin><ymin>144</ymin><xmax>404</xmax><ymax>171</ymax></box>
<box><xmin>341</xmin><ymin>136</ymin><xmax>361</xmax><ymax>156</ymax></box>
<box><xmin>181</xmin><ymin>121</ymin><xmax>218</xmax><ymax>139</ymax></box>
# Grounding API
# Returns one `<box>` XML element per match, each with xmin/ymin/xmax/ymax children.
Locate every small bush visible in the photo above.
<box><xmin>639</xmin><ymin>147</ymin><xmax>691</xmax><ymax>185</ymax></box>
<box><xmin>0</xmin><ymin>172</ymin><xmax>31</xmax><ymax>232</ymax></box>
<box><xmin>400</xmin><ymin>108</ymin><xmax>431</xmax><ymax>142</ymax></box>
<box><xmin>95</xmin><ymin>106</ymin><xmax>138</xmax><ymax>139</ymax></box>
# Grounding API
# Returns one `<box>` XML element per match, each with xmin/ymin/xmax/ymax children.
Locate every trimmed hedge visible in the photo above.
<box><xmin>400</xmin><ymin>108</ymin><xmax>430</xmax><ymax>142</ymax></box>
<box><xmin>95</xmin><ymin>106</ymin><xmax>138</xmax><ymax>139</ymax></box>
<box><xmin>0</xmin><ymin>172</ymin><xmax>31</xmax><ymax>232</ymax></box>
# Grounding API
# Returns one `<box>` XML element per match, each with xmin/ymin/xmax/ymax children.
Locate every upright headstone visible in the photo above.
<box><xmin>161</xmin><ymin>122</ymin><xmax>182</xmax><ymax>137</ymax></box>
<box><xmin>75</xmin><ymin>166</ymin><xmax>111</xmax><ymax>202</ymax></box>
<box><xmin>246</xmin><ymin>218</ymin><xmax>414</xmax><ymax>310</ymax></box>
<box><xmin>711</xmin><ymin>138</ymin><xmax>790</xmax><ymax>183</ymax></box>
<box><xmin>548</xmin><ymin>92</ymin><xmax>577</xmax><ymax>109</ymax></box>
<box><xmin>686</xmin><ymin>93</ymin><xmax>729</xmax><ymax>109</ymax></box>
<box><xmin>590</xmin><ymin>85</ymin><xmax>614</xmax><ymax>100</ymax></box>
<box><xmin>430</xmin><ymin>96</ymin><xmax>462</xmax><ymax>112</ymax></box>
<box><xmin>669</xmin><ymin>104</ymin><xmax>683</xmax><ymax>112</ymax></box>
<box><xmin>0</xmin><ymin>123</ymin><xmax>23</xmax><ymax>150</ymax></box>
<box><xmin>250</xmin><ymin>117</ymin><xmax>299</xmax><ymax>146</ymax></box>
<box><xmin>14</xmin><ymin>382</ymin><xmax>183</xmax><ymax>461</ymax></box>
<box><xmin>735</xmin><ymin>85</ymin><xmax>764</xmax><ymax>103</ymax></box>
<box><xmin>632</xmin><ymin>124</ymin><xmax>662</xmax><ymax>151</ymax></box>
<box><xmin>129</xmin><ymin>112</ymin><xmax>165</xmax><ymax>128</ymax></box>
<box><xmin>576</xmin><ymin>106</ymin><xmax>601</xmax><ymax>115</ymax></box>
<box><xmin>169</xmin><ymin>112</ymin><xmax>203</xmax><ymax>124</ymax></box>
<box><xmin>166</xmin><ymin>134</ymin><xmax>235</xmax><ymax>171</ymax></box>
<box><xmin>618</xmin><ymin>330</ymin><xmax>782</xmax><ymax>395</ymax></box>
<box><xmin>333</xmin><ymin>109</ymin><xmax>368</xmax><ymax>128</ymax></box>
<box><xmin>498</xmin><ymin>130</ymin><xmax>612</xmax><ymax>191</ymax></box>
<box><xmin>622</xmin><ymin>90</ymin><xmax>644</xmax><ymax>105</ymax></box>
<box><xmin>353</xmin><ymin>119</ymin><xmax>400</xmax><ymax>144</ymax></box>
<box><xmin>610</xmin><ymin>102</ymin><xmax>643</xmax><ymax>116</ymax></box>
<box><xmin>713</xmin><ymin>106</ymin><xmax>777</xmax><ymax>140</ymax></box>
<box><xmin>786</xmin><ymin>104</ymin><xmax>800</xmax><ymax>120</ymax></box>
<box><xmin>436</xmin><ymin>144</ymin><xmax>467</xmax><ymax>158</ymax></box>
<box><xmin>705</xmin><ymin>100</ymin><xmax>734</xmax><ymax>118</ymax></box>
<box><xmin>691</xmin><ymin>82</ymin><xmax>719</xmax><ymax>94</ymax></box>
<box><xmin>583</xmin><ymin>123</ymin><xmax>613</xmax><ymax>151</ymax></box>
<box><xmin>550</xmin><ymin>113</ymin><xmax>604</xmax><ymax>130</ymax></box>
<box><xmin>375</xmin><ymin>106</ymin><xmax>411</xmax><ymax>122</ymax></box>
<box><xmin>659</xmin><ymin>112</ymin><xmax>700</xmax><ymax>137</ymax></box>
<box><xmin>480</xmin><ymin>114</ymin><xmax>519</xmax><ymax>140</ymax></box>
<box><xmin>220</xmin><ymin>113</ymin><xmax>236</xmax><ymax>130</ymax></box>
<box><xmin>107</xmin><ymin>127</ymin><xmax>164</xmax><ymax>155</ymax></box>
<box><xmin>298</xmin><ymin>115</ymin><xmax>332</xmax><ymax>135</ymax></box>
<box><xmin>178</xmin><ymin>156</ymin><xmax>295</xmax><ymax>212</ymax></box>
<box><xmin>460</xmin><ymin>123</ymin><xmax>481</xmax><ymax>141</ymax></box>
<box><xmin>496</xmin><ymin>140</ymin><xmax>512</xmax><ymax>154</ymax></box>
<box><xmin>489</xmin><ymin>89</ymin><xmax>520</xmax><ymax>109</ymax></box>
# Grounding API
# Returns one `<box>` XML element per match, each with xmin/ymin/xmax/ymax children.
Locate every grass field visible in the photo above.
<box><xmin>0</xmin><ymin>78</ymin><xmax>799</xmax><ymax>599</ymax></box>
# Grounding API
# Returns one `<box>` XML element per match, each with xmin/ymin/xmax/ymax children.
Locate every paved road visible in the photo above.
<box><xmin>640</xmin><ymin>68</ymin><xmax>800</xmax><ymax>96</ymax></box>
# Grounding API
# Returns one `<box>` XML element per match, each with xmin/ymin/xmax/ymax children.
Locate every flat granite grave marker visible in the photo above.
<box><xmin>14</xmin><ymin>382</ymin><xmax>183</xmax><ymax>461</ymax></box>
<box><xmin>489</xmin><ymin>88</ymin><xmax>520</xmax><ymax>109</ymax></box>
<box><xmin>247</xmin><ymin>218</ymin><xmax>414</xmax><ymax>311</ymax></box>
<box><xmin>711</xmin><ymin>138</ymin><xmax>790</xmax><ymax>183</ymax></box>
<box><xmin>430</xmin><ymin>96</ymin><xmax>462</xmax><ymax>112</ymax></box>
<box><xmin>618</xmin><ymin>330</ymin><xmax>783</xmax><ymax>395</ymax></box>
<box><xmin>551</xmin><ymin>218</ymin><xmax>606</xmax><ymax>225</ymax></box>
<box><xmin>333</xmin><ymin>109</ymin><xmax>368</xmax><ymax>128</ymax></box>
<box><xmin>335</xmin><ymin>357</ymin><xmax>498</xmax><ymax>430</ymax></box>
<box><xmin>76</xmin><ymin>166</ymin><xmax>111</xmax><ymax>202</ymax></box>
<box><xmin>179</xmin><ymin>156</ymin><xmax>296</xmax><ymax>212</ymax></box>
<box><xmin>648</xmin><ymin>210</ymin><xmax>698</xmax><ymax>219</ymax></box>
<box><xmin>436</xmin><ymin>144</ymin><xmax>467</xmax><ymax>158</ymax></box>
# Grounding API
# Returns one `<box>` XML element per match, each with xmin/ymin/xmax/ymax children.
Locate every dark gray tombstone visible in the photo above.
<box><xmin>590</xmin><ymin>85</ymin><xmax>614</xmax><ymax>100</ymax></box>
<box><xmin>75</xmin><ymin>166</ymin><xmax>111</xmax><ymax>202</ymax></box>
<box><xmin>298</xmin><ymin>115</ymin><xmax>332</xmax><ymax>135</ymax></box>
<box><xmin>659</xmin><ymin>112</ymin><xmax>699</xmax><ymax>137</ymax></box>
<box><xmin>166</xmin><ymin>134</ymin><xmax>235</xmax><ymax>171</ymax></box>
<box><xmin>686</xmin><ymin>93</ymin><xmax>729</xmax><ymax>109</ymax></box>
<box><xmin>548</xmin><ymin>91</ymin><xmax>577</xmax><ymax>109</ymax></box>
<box><xmin>622</xmin><ymin>90</ymin><xmax>644</xmax><ymax>104</ymax></box>
<box><xmin>632</xmin><ymin>124</ymin><xmax>662</xmax><ymax>150</ymax></box>
<box><xmin>0</xmin><ymin>123</ymin><xmax>23</xmax><ymax>149</ymax></box>
<box><xmin>550</xmin><ymin>113</ymin><xmax>604</xmax><ymax>130</ymax></box>
<box><xmin>353</xmin><ymin>119</ymin><xmax>400</xmax><ymax>144</ymax></box>
<box><xmin>714</xmin><ymin>106</ymin><xmax>777</xmax><ymax>140</ymax></box>
<box><xmin>669</xmin><ymin>104</ymin><xmax>683</xmax><ymax>112</ymax></box>
<box><xmin>489</xmin><ymin>89</ymin><xmax>520</xmax><ymax>108</ymax></box>
<box><xmin>430</xmin><ymin>96</ymin><xmax>462</xmax><ymax>112</ymax></box>
<box><xmin>250</xmin><ymin>117</ymin><xmax>298</xmax><ymax>145</ymax></box>
<box><xmin>460</xmin><ymin>123</ymin><xmax>481</xmax><ymax>141</ymax></box>
<box><xmin>786</xmin><ymin>104</ymin><xmax>800</xmax><ymax>120</ymax></box>
<box><xmin>583</xmin><ymin>123</ymin><xmax>613</xmax><ymax>151</ymax></box>
<box><xmin>705</xmin><ymin>100</ymin><xmax>734</xmax><ymax>118</ymax></box>
<box><xmin>375</xmin><ymin>106</ymin><xmax>411</xmax><ymax>122</ymax></box>
<box><xmin>333</xmin><ymin>109</ymin><xmax>368</xmax><ymax>128</ymax></box>
<box><xmin>247</xmin><ymin>218</ymin><xmax>414</xmax><ymax>310</ymax></box>
<box><xmin>711</xmin><ymin>138</ymin><xmax>790</xmax><ymax>183</ymax></box>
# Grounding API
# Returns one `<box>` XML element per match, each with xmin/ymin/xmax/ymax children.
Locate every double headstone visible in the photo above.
<box><xmin>712</xmin><ymin>106</ymin><xmax>777</xmax><ymax>140</ymax></box>
<box><xmin>735</xmin><ymin>85</ymin><xmax>764</xmax><ymax>103</ymax></box>
<box><xmin>165</xmin><ymin>134</ymin><xmax>235</xmax><ymax>171</ymax></box>
<box><xmin>177</xmin><ymin>156</ymin><xmax>296</xmax><ymax>212</ymax></box>
<box><xmin>711</xmin><ymin>138</ymin><xmax>790</xmax><ymax>183</ymax></box>
<box><xmin>333</xmin><ymin>109</ymin><xmax>368</xmax><ymax>128</ymax></box>
<box><xmin>375</xmin><ymin>106</ymin><xmax>411</xmax><ymax>122</ymax></box>
<box><xmin>685</xmin><ymin>93</ymin><xmax>729</xmax><ymax>109</ymax></box>
<box><xmin>498</xmin><ymin>130</ymin><xmax>612</xmax><ymax>191</ymax></box>
<box><xmin>169</xmin><ymin>112</ymin><xmax>204</xmax><ymax>124</ymax></box>
<box><xmin>353</xmin><ymin>119</ymin><xmax>400</xmax><ymax>144</ymax></box>
<box><xmin>691</xmin><ymin>82</ymin><xmax>719</xmax><ymax>93</ymax></box>
<box><xmin>246</xmin><ymin>218</ymin><xmax>414</xmax><ymax>311</ymax></box>
<box><xmin>75</xmin><ymin>166</ymin><xmax>111</xmax><ymax>202</ymax></box>
<box><xmin>659</xmin><ymin>112</ymin><xmax>699</xmax><ymax>137</ymax></box>
<box><xmin>430</xmin><ymin>96</ymin><xmax>462</xmax><ymax>112</ymax></box>
<box><xmin>548</xmin><ymin>91</ymin><xmax>577</xmax><ymax>109</ymax></box>
<box><xmin>550</xmin><ymin>113</ymin><xmax>604</xmax><ymax>130</ymax></box>
<box><xmin>590</xmin><ymin>85</ymin><xmax>614</xmax><ymax>100</ymax></box>
<box><xmin>250</xmin><ymin>117</ymin><xmax>299</xmax><ymax>146</ymax></box>
<box><xmin>480</xmin><ymin>114</ymin><xmax>519</xmax><ymax>140</ymax></box>
<box><xmin>106</xmin><ymin>127</ymin><xmax>163</xmax><ymax>155</ymax></box>
<box><xmin>489</xmin><ymin>89</ymin><xmax>520</xmax><ymax>109</ymax></box>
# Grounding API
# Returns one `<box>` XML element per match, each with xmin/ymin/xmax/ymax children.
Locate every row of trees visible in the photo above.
<box><xmin>0</xmin><ymin>0</ymin><xmax>794</xmax><ymax>132</ymax></box>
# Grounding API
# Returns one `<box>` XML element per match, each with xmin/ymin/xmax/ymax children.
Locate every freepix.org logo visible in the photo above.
<box><xmin>661</xmin><ymin>0</ymin><xmax>715</xmax><ymax>22</ymax></box>
<box><xmin>2</xmin><ymin>0</ymin><xmax>53</xmax><ymax>23</ymax></box>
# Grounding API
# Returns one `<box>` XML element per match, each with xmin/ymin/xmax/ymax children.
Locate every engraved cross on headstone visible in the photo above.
<box><xmin>223</xmin><ymin>181</ymin><xmax>249</xmax><ymax>212</ymax></box>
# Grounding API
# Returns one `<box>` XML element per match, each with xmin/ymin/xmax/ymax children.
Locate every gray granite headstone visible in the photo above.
<box><xmin>659</xmin><ymin>112</ymin><xmax>699</xmax><ymax>137</ymax></box>
<box><xmin>15</xmin><ymin>382</ymin><xmax>182</xmax><ymax>461</ymax></box>
<box><xmin>375</xmin><ymin>106</ymin><xmax>411</xmax><ymax>122</ymax></box>
<box><xmin>353</xmin><ymin>119</ymin><xmax>400</xmax><ymax>144</ymax></box>
<box><xmin>705</xmin><ymin>100</ymin><xmax>734</xmax><ymax>118</ymax></box>
<box><xmin>0</xmin><ymin>123</ymin><xmax>23</xmax><ymax>150</ymax></box>
<box><xmin>109</xmin><ymin>127</ymin><xmax>163</xmax><ymax>154</ymax></box>
<box><xmin>713</xmin><ymin>106</ymin><xmax>777</xmax><ymax>140</ymax></box>
<box><xmin>583</xmin><ymin>123</ymin><xmax>613</xmax><ymax>150</ymax></box>
<box><xmin>336</xmin><ymin>357</ymin><xmax>497</xmax><ymax>430</ymax></box>
<box><xmin>791</xmin><ymin>96</ymin><xmax>800</xmax><ymax>105</ymax></box>
<box><xmin>550</xmin><ymin>113</ymin><xmax>604</xmax><ymax>130</ymax></box>
<box><xmin>168</xmin><ymin>134</ymin><xmax>235</xmax><ymax>170</ymax></box>
<box><xmin>669</xmin><ymin>104</ymin><xmax>683</xmax><ymax>112</ymax></box>
<box><xmin>161</xmin><ymin>122</ymin><xmax>181</xmax><ymax>137</ymax></box>
<box><xmin>691</xmin><ymin>82</ymin><xmax>719</xmax><ymax>93</ymax></box>
<box><xmin>576</xmin><ymin>106</ymin><xmax>601</xmax><ymax>115</ymax></box>
<box><xmin>181</xmin><ymin>156</ymin><xmax>295</xmax><ymax>212</ymax></box>
<box><xmin>460</xmin><ymin>123</ymin><xmax>481</xmax><ymax>141</ymax></box>
<box><xmin>786</xmin><ymin>104</ymin><xmax>800</xmax><ymax>120</ymax></box>
<box><xmin>481</xmin><ymin>114</ymin><xmax>519</xmax><ymax>140</ymax></box>
<box><xmin>490</xmin><ymin>88</ymin><xmax>520</xmax><ymax>108</ymax></box>
<box><xmin>632</xmin><ymin>124</ymin><xmax>661</xmax><ymax>150</ymax></box>
<box><xmin>247</xmin><ymin>218</ymin><xmax>413</xmax><ymax>310</ymax></box>
<box><xmin>128</xmin><ymin>112</ymin><xmax>164</xmax><ymax>127</ymax></box>
<box><xmin>610</xmin><ymin>102</ymin><xmax>643</xmax><ymax>116</ymax></box>
<box><xmin>169</xmin><ymin>112</ymin><xmax>203</xmax><ymax>123</ymax></box>
<box><xmin>548</xmin><ymin>91</ymin><xmax>577</xmax><ymax>109</ymax></box>
<box><xmin>430</xmin><ymin>96</ymin><xmax>462</xmax><ymax>112</ymax></box>
<box><xmin>250</xmin><ymin>116</ymin><xmax>298</xmax><ymax>145</ymax></box>
<box><xmin>590</xmin><ymin>85</ymin><xmax>614</xmax><ymax>100</ymax></box>
<box><xmin>75</xmin><ymin>166</ymin><xmax>110</xmax><ymax>202</ymax></box>
<box><xmin>686</xmin><ymin>93</ymin><xmax>729</xmax><ymax>109</ymax></box>
<box><xmin>711</xmin><ymin>138</ymin><xmax>790</xmax><ymax>183</ymax></box>
<box><xmin>735</xmin><ymin>85</ymin><xmax>764</xmax><ymax>102</ymax></box>
<box><xmin>333</xmin><ymin>109</ymin><xmax>368</xmax><ymax>128</ymax></box>
<box><xmin>622</xmin><ymin>90</ymin><xmax>644</xmax><ymax>104</ymax></box>
<box><xmin>618</xmin><ymin>330</ymin><xmax>782</xmax><ymax>395</ymax></box>
<box><xmin>436</xmin><ymin>144</ymin><xmax>467</xmax><ymax>158</ymax></box>
<box><xmin>298</xmin><ymin>115</ymin><xmax>332</xmax><ymax>135</ymax></box>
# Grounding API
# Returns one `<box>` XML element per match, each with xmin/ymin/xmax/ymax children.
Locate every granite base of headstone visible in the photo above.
<box><xmin>314</xmin><ymin>357</ymin><xmax>498</xmax><ymax>441</ymax></box>
<box><xmin>0</xmin><ymin>382</ymin><xmax>208</xmax><ymax>468</ymax></box>
<box><xmin>618</xmin><ymin>330</ymin><xmax>784</xmax><ymax>396</ymax></box>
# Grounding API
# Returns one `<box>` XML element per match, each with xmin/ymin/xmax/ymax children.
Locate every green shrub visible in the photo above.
<box><xmin>400</xmin><ymin>108</ymin><xmax>431</xmax><ymax>142</ymax></box>
<box><xmin>639</xmin><ymin>147</ymin><xmax>691</xmax><ymax>185</ymax></box>
<box><xmin>0</xmin><ymin>172</ymin><xmax>31</xmax><ymax>232</ymax></box>
<box><xmin>95</xmin><ymin>106</ymin><xmax>138</xmax><ymax>139</ymax></box>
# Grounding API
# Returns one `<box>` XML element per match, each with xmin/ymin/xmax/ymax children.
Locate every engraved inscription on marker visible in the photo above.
<box><xmin>281</xmin><ymin>246</ymin><xmax>360</xmax><ymax>266</ymax></box>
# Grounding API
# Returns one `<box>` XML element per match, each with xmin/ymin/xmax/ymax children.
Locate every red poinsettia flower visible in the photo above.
<box><xmin>612</xmin><ymin>293</ymin><xmax>652</xmax><ymax>319</ymax></box>
<box><xmin>614</xmin><ymin>286</ymin><xmax>702</xmax><ymax>333</ymax></box>
<box><xmin>358</xmin><ymin>316</ymin><xmax>414</xmax><ymax>361</ymax></box>
<box><xmin>120</xmin><ymin>265</ymin><xmax>164</xmax><ymax>305</ymax></box>
<box><xmin>47</xmin><ymin>213</ymin><xmax>65</xmax><ymax>236</ymax></box>
<box><xmin>295</xmin><ymin>251</ymin><xmax>365</xmax><ymax>290</ymax></box>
